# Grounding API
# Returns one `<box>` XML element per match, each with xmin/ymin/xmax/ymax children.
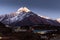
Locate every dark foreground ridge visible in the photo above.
<box><xmin>0</xmin><ymin>20</ymin><xmax>60</xmax><ymax>40</ymax></box>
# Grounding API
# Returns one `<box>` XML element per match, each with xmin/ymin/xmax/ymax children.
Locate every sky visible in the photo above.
<box><xmin>0</xmin><ymin>0</ymin><xmax>60</xmax><ymax>19</ymax></box>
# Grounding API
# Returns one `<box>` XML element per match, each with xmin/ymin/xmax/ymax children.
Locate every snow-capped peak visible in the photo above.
<box><xmin>16</xmin><ymin>7</ymin><xmax>30</xmax><ymax>14</ymax></box>
<box><xmin>56</xmin><ymin>18</ymin><xmax>60</xmax><ymax>23</ymax></box>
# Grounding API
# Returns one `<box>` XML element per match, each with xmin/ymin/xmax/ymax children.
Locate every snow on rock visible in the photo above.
<box><xmin>40</xmin><ymin>15</ymin><xmax>51</xmax><ymax>19</ymax></box>
<box><xmin>56</xmin><ymin>18</ymin><xmax>60</xmax><ymax>23</ymax></box>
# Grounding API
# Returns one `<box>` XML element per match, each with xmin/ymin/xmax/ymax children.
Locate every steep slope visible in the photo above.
<box><xmin>10</xmin><ymin>12</ymin><xmax>43</xmax><ymax>26</ymax></box>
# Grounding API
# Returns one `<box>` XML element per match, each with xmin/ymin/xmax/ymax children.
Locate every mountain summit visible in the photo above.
<box><xmin>16</xmin><ymin>7</ymin><xmax>30</xmax><ymax>14</ymax></box>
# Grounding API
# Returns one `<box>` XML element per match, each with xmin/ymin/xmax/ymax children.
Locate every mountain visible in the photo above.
<box><xmin>0</xmin><ymin>7</ymin><xmax>60</xmax><ymax>26</ymax></box>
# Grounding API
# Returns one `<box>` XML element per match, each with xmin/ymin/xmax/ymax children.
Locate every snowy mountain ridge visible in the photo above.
<box><xmin>0</xmin><ymin>7</ymin><xmax>60</xmax><ymax>26</ymax></box>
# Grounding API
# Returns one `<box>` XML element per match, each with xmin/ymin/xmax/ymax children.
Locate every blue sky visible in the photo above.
<box><xmin>0</xmin><ymin>0</ymin><xmax>60</xmax><ymax>19</ymax></box>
